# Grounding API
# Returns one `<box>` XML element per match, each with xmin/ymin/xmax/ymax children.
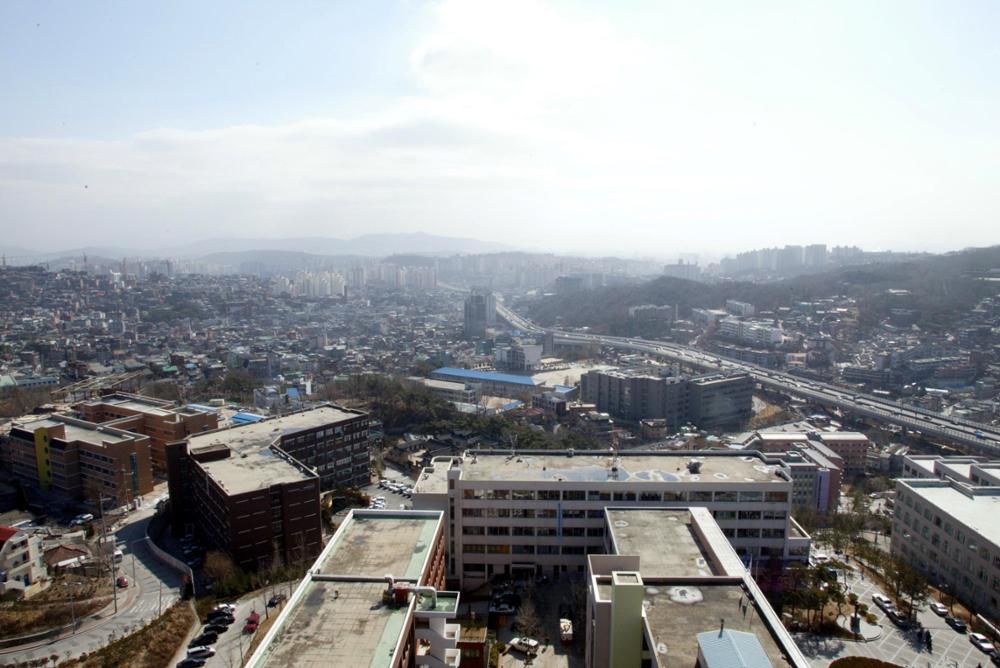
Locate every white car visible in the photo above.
<box><xmin>872</xmin><ymin>594</ymin><xmax>892</xmax><ymax>609</ymax></box>
<box><xmin>970</xmin><ymin>633</ymin><xmax>996</xmax><ymax>654</ymax></box>
<box><xmin>510</xmin><ymin>637</ymin><xmax>540</xmax><ymax>654</ymax></box>
<box><xmin>187</xmin><ymin>646</ymin><xmax>216</xmax><ymax>659</ymax></box>
<box><xmin>213</xmin><ymin>603</ymin><xmax>237</xmax><ymax>614</ymax></box>
<box><xmin>929</xmin><ymin>602</ymin><xmax>948</xmax><ymax>616</ymax></box>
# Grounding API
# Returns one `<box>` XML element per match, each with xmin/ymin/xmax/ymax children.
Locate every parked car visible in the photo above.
<box><xmin>559</xmin><ymin>618</ymin><xmax>573</xmax><ymax>644</ymax></box>
<box><xmin>243</xmin><ymin>620</ymin><xmax>259</xmax><ymax>634</ymax></box>
<box><xmin>945</xmin><ymin>616</ymin><xmax>968</xmax><ymax>632</ymax></box>
<box><xmin>187</xmin><ymin>647</ymin><xmax>216</xmax><ymax>659</ymax></box>
<box><xmin>207</xmin><ymin>611</ymin><xmax>235</xmax><ymax>624</ymax></box>
<box><xmin>490</xmin><ymin>603</ymin><xmax>516</xmax><ymax>615</ymax></box>
<box><xmin>176</xmin><ymin>659</ymin><xmax>206</xmax><ymax>668</ymax></box>
<box><xmin>872</xmin><ymin>594</ymin><xmax>892</xmax><ymax>609</ymax></box>
<box><xmin>189</xmin><ymin>632</ymin><xmax>218</xmax><ymax>647</ymax></box>
<box><xmin>929</xmin><ymin>602</ymin><xmax>948</xmax><ymax>616</ymax></box>
<box><xmin>493</xmin><ymin>593</ymin><xmax>522</xmax><ymax>608</ymax></box>
<box><xmin>205</xmin><ymin>623</ymin><xmax>229</xmax><ymax>635</ymax></box>
<box><xmin>268</xmin><ymin>593</ymin><xmax>287</xmax><ymax>607</ymax></box>
<box><xmin>70</xmin><ymin>513</ymin><xmax>95</xmax><ymax>526</ymax></box>
<box><xmin>970</xmin><ymin>633</ymin><xmax>997</xmax><ymax>654</ymax></box>
<box><xmin>509</xmin><ymin>637</ymin><xmax>540</xmax><ymax>655</ymax></box>
<box><xmin>213</xmin><ymin>603</ymin><xmax>237</xmax><ymax>614</ymax></box>
<box><xmin>116</xmin><ymin>576</ymin><xmax>129</xmax><ymax>588</ymax></box>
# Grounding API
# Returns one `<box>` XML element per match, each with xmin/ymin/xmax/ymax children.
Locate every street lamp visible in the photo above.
<box><xmin>63</xmin><ymin>582</ymin><xmax>77</xmax><ymax>634</ymax></box>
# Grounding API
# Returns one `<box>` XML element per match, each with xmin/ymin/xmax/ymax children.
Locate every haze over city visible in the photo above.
<box><xmin>2</xmin><ymin>0</ymin><xmax>999</xmax><ymax>255</ymax></box>
<box><xmin>5</xmin><ymin>5</ymin><xmax>1000</xmax><ymax>668</ymax></box>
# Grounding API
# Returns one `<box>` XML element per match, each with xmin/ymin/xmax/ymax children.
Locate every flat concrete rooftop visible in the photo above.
<box><xmin>902</xmin><ymin>483</ymin><xmax>1000</xmax><ymax>548</ymax></box>
<box><xmin>250</xmin><ymin>511</ymin><xmax>443</xmax><ymax>668</ymax></box>
<box><xmin>254</xmin><ymin>580</ymin><xmax>407</xmax><ymax>668</ymax></box>
<box><xmin>319</xmin><ymin>513</ymin><xmax>440</xmax><ymax>580</ymax></box>
<box><xmin>643</xmin><ymin>582</ymin><xmax>793</xmax><ymax>668</ymax></box>
<box><xmin>456</xmin><ymin>451</ymin><xmax>785</xmax><ymax>484</ymax></box>
<box><xmin>186</xmin><ymin>406</ymin><xmax>365</xmax><ymax>495</ymax></box>
<box><xmin>15</xmin><ymin>416</ymin><xmax>137</xmax><ymax>446</ymax></box>
<box><xmin>606</xmin><ymin>509</ymin><xmax>716</xmax><ymax>578</ymax></box>
<box><xmin>195</xmin><ymin>445</ymin><xmax>309</xmax><ymax>495</ymax></box>
<box><xmin>105</xmin><ymin>399</ymin><xmax>174</xmax><ymax>416</ymax></box>
<box><xmin>188</xmin><ymin>405</ymin><xmax>364</xmax><ymax>455</ymax></box>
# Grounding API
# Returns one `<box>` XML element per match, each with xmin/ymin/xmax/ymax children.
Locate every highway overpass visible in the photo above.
<box><xmin>496</xmin><ymin>302</ymin><xmax>1000</xmax><ymax>456</ymax></box>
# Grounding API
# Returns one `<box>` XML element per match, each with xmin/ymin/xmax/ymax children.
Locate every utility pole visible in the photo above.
<box><xmin>99</xmin><ymin>493</ymin><xmax>118</xmax><ymax>615</ymax></box>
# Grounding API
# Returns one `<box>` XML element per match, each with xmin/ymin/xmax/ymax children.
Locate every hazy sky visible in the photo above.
<box><xmin>1</xmin><ymin>1</ymin><xmax>998</xmax><ymax>256</ymax></box>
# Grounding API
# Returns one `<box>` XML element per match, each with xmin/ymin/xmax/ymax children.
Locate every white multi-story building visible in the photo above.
<box><xmin>246</xmin><ymin>509</ymin><xmax>460</xmax><ymax>668</ymax></box>
<box><xmin>412</xmin><ymin>450</ymin><xmax>810</xmax><ymax>588</ymax></box>
<box><xmin>587</xmin><ymin>507</ymin><xmax>810</xmax><ymax>668</ymax></box>
<box><xmin>718</xmin><ymin>317</ymin><xmax>784</xmax><ymax>347</ymax></box>
<box><xmin>892</xmin><ymin>479</ymin><xmax>1000</xmax><ymax>622</ymax></box>
<box><xmin>0</xmin><ymin>526</ymin><xmax>48</xmax><ymax>598</ymax></box>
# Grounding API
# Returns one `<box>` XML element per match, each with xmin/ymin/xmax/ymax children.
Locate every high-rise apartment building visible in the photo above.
<box><xmin>462</xmin><ymin>288</ymin><xmax>496</xmax><ymax>339</ymax></box>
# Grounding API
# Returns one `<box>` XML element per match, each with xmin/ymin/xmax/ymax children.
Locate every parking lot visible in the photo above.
<box><xmin>796</xmin><ymin>560</ymin><xmax>995</xmax><ymax>668</ymax></box>
<box><xmin>492</xmin><ymin>577</ymin><xmax>584</xmax><ymax>668</ymax></box>
<box><xmin>359</xmin><ymin>469</ymin><xmax>414</xmax><ymax>511</ymax></box>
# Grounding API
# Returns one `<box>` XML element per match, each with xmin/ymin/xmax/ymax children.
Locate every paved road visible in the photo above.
<box><xmin>0</xmin><ymin>508</ymin><xmax>184</xmax><ymax>665</ymax></box>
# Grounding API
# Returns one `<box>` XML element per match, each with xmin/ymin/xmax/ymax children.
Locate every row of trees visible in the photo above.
<box><xmin>782</xmin><ymin>562</ymin><xmax>858</xmax><ymax>631</ymax></box>
<box><xmin>323</xmin><ymin>373</ymin><xmax>602</xmax><ymax>451</ymax></box>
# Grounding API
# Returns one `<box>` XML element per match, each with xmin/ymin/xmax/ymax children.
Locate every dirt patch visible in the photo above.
<box><xmin>0</xmin><ymin>574</ymin><xmax>113</xmax><ymax>638</ymax></box>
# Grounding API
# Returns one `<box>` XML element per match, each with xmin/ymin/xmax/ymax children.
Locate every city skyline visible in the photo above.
<box><xmin>3</xmin><ymin>1</ymin><xmax>999</xmax><ymax>254</ymax></box>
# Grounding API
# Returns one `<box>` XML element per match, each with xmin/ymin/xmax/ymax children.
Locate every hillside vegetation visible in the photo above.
<box><xmin>527</xmin><ymin>245</ymin><xmax>1000</xmax><ymax>334</ymax></box>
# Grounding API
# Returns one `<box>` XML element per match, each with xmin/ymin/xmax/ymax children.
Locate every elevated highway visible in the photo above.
<box><xmin>497</xmin><ymin>302</ymin><xmax>1000</xmax><ymax>455</ymax></box>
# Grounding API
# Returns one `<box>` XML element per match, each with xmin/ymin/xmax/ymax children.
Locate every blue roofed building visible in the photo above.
<box><xmin>697</xmin><ymin>629</ymin><xmax>774</xmax><ymax>668</ymax></box>
<box><xmin>429</xmin><ymin>367</ymin><xmax>543</xmax><ymax>398</ymax></box>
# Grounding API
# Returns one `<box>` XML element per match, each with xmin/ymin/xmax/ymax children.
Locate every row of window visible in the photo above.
<box><xmin>460</xmin><ymin>507</ymin><xmax>787</xmax><ymax>521</ymax></box>
<box><xmin>463</xmin><ymin>526</ymin><xmax>606</xmax><ymax>538</ymax></box>
<box><xmin>460</xmin><ymin>488</ymin><xmax>788</xmax><ymax>503</ymax></box>
<box><xmin>464</xmin><ymin>544</ymin><xmax>593</xmax><ymax>555</ymax></box>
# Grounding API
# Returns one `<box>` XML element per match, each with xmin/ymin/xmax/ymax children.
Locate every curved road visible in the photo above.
<box><xmin>496</xmin><ymin>302</ymin><xmax>1000</xmax><ymax>454</ymax></box>
<box><xmin>0</xmin><ymin>508</ymin><xmax>183</xmax><ymax>665</ymax></box>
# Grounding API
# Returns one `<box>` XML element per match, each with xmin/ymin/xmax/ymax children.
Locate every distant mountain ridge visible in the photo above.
<box><xmin>527</xmin><ymin>245</ymin><xmax>1000</xmax><ymax>334</ymax></box>
<box><xmin>1</xmin><ymin>232</ymin><xmax>515</xmax><ymax>262</ymax></box>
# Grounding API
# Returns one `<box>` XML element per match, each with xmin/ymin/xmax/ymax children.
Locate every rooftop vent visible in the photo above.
<box><xmin>687</xmin><ymin>459</ymin><xmax>702</xmax><ymax>474</ymax></box>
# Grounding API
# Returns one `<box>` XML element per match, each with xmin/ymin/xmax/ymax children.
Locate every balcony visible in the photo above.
<box><xmin>415</xmin><ymin>621</ymin><xmax>461</xmax><ymax>649</ymax></box>
<box><xmin>414</xmin><ymin>644</ymin><xmax>461</xmax><ymax>668</ymax></box>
